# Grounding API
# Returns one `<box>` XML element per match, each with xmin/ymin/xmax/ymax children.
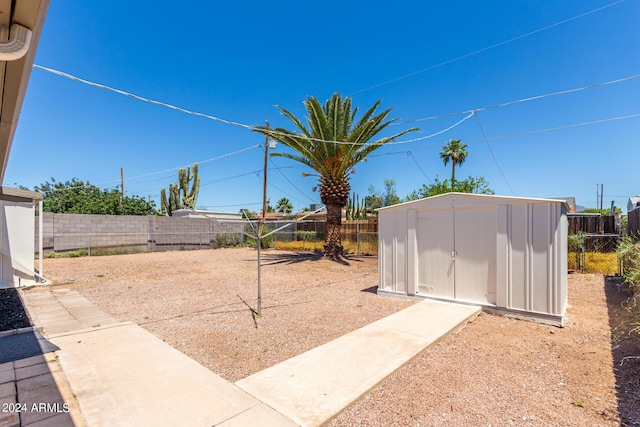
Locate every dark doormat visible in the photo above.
<box><xmin>0</xmin><ymin>331</ymin><xmax>60</xmax><ymax>364</ymax></box>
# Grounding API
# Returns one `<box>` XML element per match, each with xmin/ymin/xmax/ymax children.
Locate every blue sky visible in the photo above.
<box><xmin>5</xmin><ymin>0</ymin><xmax>639</xmax><ymax>212</ymax></box>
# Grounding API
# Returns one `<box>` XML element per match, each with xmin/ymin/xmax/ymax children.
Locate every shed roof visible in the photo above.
<box><xmin>376</xmin><ymin>192</ymin><xmax>570</xmax><ymax>213</ymax></box>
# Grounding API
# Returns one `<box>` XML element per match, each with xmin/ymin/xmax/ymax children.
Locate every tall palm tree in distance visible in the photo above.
<box><xmin>439</xmin><ymin>139</ymin><xmax>468</xmax><ymax>187</ymax></box>
<box><xmin>254</xmin><ymin>93</ymin><xmax>418</xmax><ymax>260</ymax></box>
<box><xmin>275</xmin><ymin>197</ymin><xmax>293</xmax><ymax>214</ymax></box>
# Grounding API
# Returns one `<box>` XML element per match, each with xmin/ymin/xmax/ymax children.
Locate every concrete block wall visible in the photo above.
<box><xmin>35</xmin><ymin>213</ymin><xmax>246</xmax><ymax>253</ymax></box>
<box><xmin>150</xmin><ymin>216</ymin><xmax>212</xmax><ymax>249</ymax></box>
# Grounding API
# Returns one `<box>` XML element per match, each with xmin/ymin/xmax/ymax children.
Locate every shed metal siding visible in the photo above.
<box><xmin>378</xmin><ymin>193</ymin><xmax>568</xmax><ymax>325</ymax></box>
<box><xmin>0</xmin><ymin>200</ymin><xmax>35</xmax><ymax>287</ymax></box>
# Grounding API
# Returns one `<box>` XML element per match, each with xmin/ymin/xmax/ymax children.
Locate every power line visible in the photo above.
<box><xmin>473</xmin><ymin>111</ymin><xmax>515</xmax><ymax>195</ymax></box>
<box><xmin>269</xmin><ymin>157</ymin><xmax>317</xmax><ymax>203</ymax></box>
<box><xmin>33</xmin><ymin>65</ymin><xmax>470</xmax><ymax>147</ymax></box>
<box><xmin>407</xmin><ymin>152</ymin><xmax>432</xmax><ymax>183</ymax></box>
<box><xmin>468</xmin><ymin>112</ymin><xmax>640</xmax><ymax>143</ymax></box>
<box><xmin>371</xmin><ymin>111</ymin><xmax>640</xmax><ymax>157</ymax></box>
<box><xmin>391</xmin><ymin>113</ymin><xmax>474</xmax><ymax>144</ymax></box>
<box><xmin>197</xmin><ymin>170</ymin><xmax>261</xmax><ymax>187</ymax></box>
<box><xmin>34</xmin><ymin>144</ymin><xmax>263</xmax><ymax>195</ymax></box>
<box><xmin>266</xmin><ymin>181</ymin><xmax>311</xmax><ymax>207</ymax></box>
<box><xmin>35</xmin><ymin>63</ymin><xmax>639</xmax><ymax>149</ymax></box>
<box><xmin>33</xmin><ymin>64</ymin><xmax>255</xmax><ymax>130</ymax></box>
<box><xmin>32</xmin><ymin>59</ymin><xmax>638</xmax><ymax>191</ymax></box>
<box><xmin>398</xmin><ymin>73</ymin><xmax>640</xmax><ymax>124</ymax></box>
<box><xmin>349</xmin><ymin>0</ymin><xmax>625</xmax><ymax>95</ymax></box>
<box><xmin>102</xmin><ymin>144</ymin><xmax>262</xmax><ymax>186</ymax></box>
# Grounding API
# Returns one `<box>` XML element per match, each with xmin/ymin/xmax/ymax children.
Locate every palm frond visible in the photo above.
<box><xmin>253</xmin><ymin>93</ymin><xmax>419</xmax><ymax>181</ymax></box>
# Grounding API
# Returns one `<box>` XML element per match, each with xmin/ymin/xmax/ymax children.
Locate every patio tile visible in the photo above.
<box><xmin>15</xmin><ymin>364</ymin><xmax>50</xmax><ymax>382</ymax></box>
<box><xmin>14</xmin><ymin>356</ymin><xmax>47</xmax><ymax>369</ymax></box>
<box><xmin>0</xmin><ymin>382</ymin><xmax>15</xmax><ymax>399</ymax></box>
<box><xmin>0</xmin><ymin>395</ymin><xmax>18</xmax><ymax>427</ymax></box>
<box><xmin>23</xmin><ymin>411</ymin><xmax>74</xmax><ymax>427</ymax></box>
<box><xmin>0</xmin><ymin>369</ymin><xmax>15</xmax><ymax>385</ymax></box>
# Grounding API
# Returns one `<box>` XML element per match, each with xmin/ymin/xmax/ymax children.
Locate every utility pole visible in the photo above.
<box><xmin>120</xmin><ymin>167</ymin><xmax>125</xmax><ymax>212</ymax></box>
<box><xmin>600</xmin><ymin>183</ymin><xmax>604</xmax><ymax>211</ymax></box>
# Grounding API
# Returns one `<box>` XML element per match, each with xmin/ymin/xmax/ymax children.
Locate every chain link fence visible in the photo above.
<box><xmin>568</xmin><ymin>233</ymin><xmax>620</xmax><ymax>275</ymax></box>
<box><xmin>267</xmin><ymin>219</ymin><xmax>378</xmax><ymax>255</ymax></box>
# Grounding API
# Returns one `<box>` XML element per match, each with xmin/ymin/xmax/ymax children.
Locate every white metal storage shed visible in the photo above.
<box><xmin>0</xmin><ymin>187</ymin><xmax>43</xmax><ymax>288</ymax></box>
<box><xmin>378</xmin><ymin>193</ymin><xmax>568</xmax><ymax>326</ymax></box>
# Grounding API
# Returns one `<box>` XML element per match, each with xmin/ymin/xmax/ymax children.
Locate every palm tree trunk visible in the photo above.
<box><xmin>324</xmin><ymin>202</ymin><xmax>343</xmax><ymax>259</ymax></box>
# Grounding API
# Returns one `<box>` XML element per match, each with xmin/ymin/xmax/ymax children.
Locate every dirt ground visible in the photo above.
<box><xmin>30</xmin><ymin>248</ymin><xmax>640</xmax><ymax>426</ymax></box>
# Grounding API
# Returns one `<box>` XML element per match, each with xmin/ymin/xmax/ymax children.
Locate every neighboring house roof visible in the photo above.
<box><xmin>0</xmin><ymin>0</ymin><xmax>50</xmax><ymax>183</ymax></box>
<box><xmin>628</xmin><ymin>196</ymin><xmax>640</xmax><ymax>212</ymax></box>
<box><xmin>171</xmin><ymin>209</ymin><xmax>242</xmax><ymax>221</ymax></box>
<box><xmin>552</xmin><ymin>197</ymin><xmax>576</xmax><ymax>213</ymax></box>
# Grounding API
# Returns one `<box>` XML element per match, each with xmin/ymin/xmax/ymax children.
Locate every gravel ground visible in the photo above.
<box><xmin>0</xmin><ymin>289</ymin><xmax>32</xmax><ymax>331</ymax></box>
<box><xmin>26</xmin><ymin>248</ymin><xmax>640</xmax><ymax>426</ymax></box>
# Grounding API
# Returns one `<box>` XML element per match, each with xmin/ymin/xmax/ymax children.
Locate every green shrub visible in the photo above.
<box><xmin>247</xmin><ymin>226</ymin><xmax>274</xmax><ymax>249</ymax></box>
<box><xmin>568</xmin><ymin>233</ymin><xmax>585</xmax><ymax>270</ymax></box>
<box><xmin>617</xmin><ymin>237</ymin><xmax>640</xmax><ymax>339</ymax></box>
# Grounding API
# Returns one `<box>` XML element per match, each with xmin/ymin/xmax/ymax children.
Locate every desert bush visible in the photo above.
<box><xmin>211</xmin><ymin>233</ymin><xmax>245</xmax><ymax>249</ymax></box>
<box><xmin>617</xmin><ymin>237</ymin><xmax>640</xmax><ymax>339</ymax></box>
<box><xmin>583</xmin><ymin>252</ymin><xmax>619</xmax><ymax>275</ymax></box>
<box><xmin>247</xmin><ymin>226</ymin><xmax>274</xmax><ymax>249</ymax></box>
<box><xmin>568</xmin><ymin>233</ymin><xmax>585</xmax><ymax>270</ymax></box>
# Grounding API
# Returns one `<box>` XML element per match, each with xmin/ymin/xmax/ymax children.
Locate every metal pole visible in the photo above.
<box><xmin>262</xmin><ymin>121</ymin><xmax>270</xmax><ymax>225</ymax></box>
<box><xmin>258</xmin><ymin>121</ymin><xmax>269</xmax><ymax>317</ymax></box>
<box><xmin>257</xmin><ymin>228</ymin><xmax>262</xmax><ymax>316</ymax></box>
<box><xmin>38</xmin><ymin>199</ymin><xmax>43</xmax><ymax>283</ymax></box>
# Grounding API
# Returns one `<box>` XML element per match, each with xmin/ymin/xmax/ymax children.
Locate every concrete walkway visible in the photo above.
<box><xmin>17</xmin><ymin>288</ymin><xmax>480</xmax><ymax>427</ymax></box>
<box><xmin>236</xmin><ymin>300</ymin><xmax>481</xmax><ymax>426</ymax></box>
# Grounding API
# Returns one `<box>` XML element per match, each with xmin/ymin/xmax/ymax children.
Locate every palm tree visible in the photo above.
<box><xmin>439</xmin><ymin>139</ymin><xmax>468</xmax><ymax>187</ymax></box>
<box><xmin>275</xmin><ymin>197</ymin><xmax>293</xmax><ymax>214</ymax></box>
<box><xmin>254</xmin><ymin>93</ymin><xmax>418</xmax><ymax>259</ymax></box>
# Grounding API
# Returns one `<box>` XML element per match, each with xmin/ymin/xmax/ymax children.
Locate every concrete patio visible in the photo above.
<box><xmin>5</xmin><ymin>287</ymin><xmax>480</xmax><ymax>426</ymax></box>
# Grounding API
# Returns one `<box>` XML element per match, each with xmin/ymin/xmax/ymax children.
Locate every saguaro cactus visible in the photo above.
<box><xmin>345</xmin><ymin>192</ymin><xmax>366</xmax><ymax>220</ymax></box>
<box><xmin>180</xmin><ymin>163</ymin><xmax>199</xmax><ymax>209</ymax></box>
<box><xmin>160</xmin><ymin>162</ymin><xmax>200</xmax><ymax>216</ymax></box>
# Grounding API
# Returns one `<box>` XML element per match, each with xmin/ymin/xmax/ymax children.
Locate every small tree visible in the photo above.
<box><xmin>33</xmin><ymin>178</ymin><xmax>156</xmax><ymax>215</ymax></box>
<box><xmin>405</xmin><ymin>175</ymin><xmax>493</xmax><ymax>200</ymax></box>
<box><xmin>365</xmin><ymin>179</ymin><xmax>401</xmax><ymax>212</ymax></box>
<box><xmin>364</xmin><ymin>184</ymin><xmax>384</xmax><ymax>211</ymax></box>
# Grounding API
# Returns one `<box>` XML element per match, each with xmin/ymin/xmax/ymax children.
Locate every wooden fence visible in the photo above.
<box><xmin>295</xmin><ymin>219</ymin><xmax>378</xmax><ymax>235</ymax></box>
<box><xmin>568</xmin><ymin>214</ymin><xmax>616</xmax><ymax>235</ymax></box>
<box><xmin>629</xmin><ymin>207</ymin><xmax>640</xmax><ymax>240</ymax></box>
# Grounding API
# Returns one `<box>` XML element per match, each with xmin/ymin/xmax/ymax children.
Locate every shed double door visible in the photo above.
<box><xmin>416</xmin><ymin>207</ymin><xmax>496</xmax><ymax>305</ymax></box>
